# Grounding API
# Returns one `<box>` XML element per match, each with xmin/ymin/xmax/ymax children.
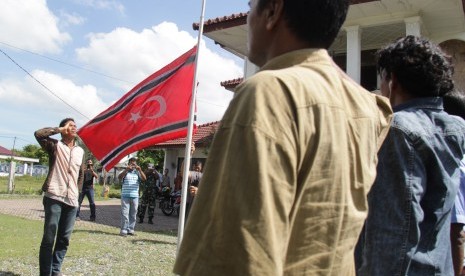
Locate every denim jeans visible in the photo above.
<box><xmin>121</xmin><ymin>197</ymin><xmax>138</xmax><ymax>234</ymax></box>
<box><xmin>39</xmin><ymin>196</ymin><xmax>77</xmax><ymax>276</ymax></box>
<box><xmin>76</xmin><ymin>188</ymin><xmax>96</xmax><ymax>219</ymax></box>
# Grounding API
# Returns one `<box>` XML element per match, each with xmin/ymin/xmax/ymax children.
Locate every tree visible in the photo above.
<box><xmin>15</xmin><ymin>144</ymin><xmax>48</xmax><ymax>164</ymax></box>
<box><xmin>137</xmin><ymin>149</ymin><xmax>165</xmax><ymax>170</ymax></box>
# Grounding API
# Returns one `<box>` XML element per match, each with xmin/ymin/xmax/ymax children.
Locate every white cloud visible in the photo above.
<box><xmin>60</xmin><ymin>11</ymin><xmax>87</xmax><ymax>26</ymax></box>
<box><xmin>0</xmin><ymin>71</ymin><xmax>108</xmax><ymax>125</ymax></box>
<box><xmin>73</xmin><ymin>0</ymin><xmax>125</xmax><ymax>15</ymax></box>
<box><xmin>76</xmin><ymin>22</ymin><xmax>197</xmax><ymax>89</ymax></box>
<box><xmin>0</xmin><ymin>0</ymin><xmax>71</xmax><ymax>54</ymax></box>
<box><xmin>0</xmin><ymin>0</ymin><xmax>245</xmax><ymax>150</ymax></box>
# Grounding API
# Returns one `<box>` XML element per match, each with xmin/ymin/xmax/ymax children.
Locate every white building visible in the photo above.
<box><xmin>194</xmin><ymin>0</ymin><xmax>465</xmax><ymax>91</ymax></box>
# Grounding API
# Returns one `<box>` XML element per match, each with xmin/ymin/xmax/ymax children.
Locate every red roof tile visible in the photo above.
<box><xmin>221</xmin><ymin>77</ymin><xmax>243</xmax><ymax>90</ymax></box>
<box><xmin>193</xmin><ymin>12</ymin><xmax>248</xmax><ymax>33</ymax></box>
<box><xmin>192</xmin><ymin>1</ymin><xmax>379</xmax><ymax>32</ymax></box>
<box><xmin>148</xmin><ymin>121</ymin><xmax>220</xmax><ymax>149</ymax></box>
<box><xmin>0</xmin><ymin>145</ymin><xmax>13</xmax><ymax>156</ymax></box>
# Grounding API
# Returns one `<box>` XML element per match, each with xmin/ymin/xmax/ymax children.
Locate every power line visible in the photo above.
<box><xmin>0</xmin><ymin>135</ymin><xmax>37</xmax><ymax>146</ymax></box>
<box><xmin>197</xmin><ymin>98</ymin><xmax>228</xmax><ymax>108</ymax></box>
<box><xmin>0</xmin><ymin>48</ymin><xmax>90</xmax><ymax>120</ymax></box>
<box><xmin>0</xmin><ymin>42</ymin><xmax>233</xmax><ymax>113</ymax></box>
<box><xmin>0</xmin><ymin>41</ymin><xmax>132</xmax><ymax>84</ymax></box>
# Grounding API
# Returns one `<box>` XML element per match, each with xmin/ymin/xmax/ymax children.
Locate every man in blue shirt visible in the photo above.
<box><xmin>118</xmin><ymin>157</ymin><xmax>146</xmax><ymax>236</ymax></box>
<box><xmin>355</xmin><ymin>36</ymin><xmax>465</xmax><ymax>275</ymax></box>
<box><xmin>444</xmin><ymin>90</ymin><xmax>465</xmax><ymax>275</ymax></box>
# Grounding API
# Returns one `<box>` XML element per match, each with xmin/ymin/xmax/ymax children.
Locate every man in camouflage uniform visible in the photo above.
<box><xmin>137</xmin><ymin>163</ymin><xmax>159</xmax><ymax>224</ymax></box>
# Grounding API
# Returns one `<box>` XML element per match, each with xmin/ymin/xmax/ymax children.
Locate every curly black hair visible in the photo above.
<box><xmin>443</xmin><ymin>90</ymin><xmax>465</xmax><ymax>119</ymax></box>
<box><xmin>376</xmin><ymin>35</ymin><xmax>454</xmax><ymax>97</ymax></box>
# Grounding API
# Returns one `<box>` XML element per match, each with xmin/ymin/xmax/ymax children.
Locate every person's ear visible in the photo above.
<box><xmin>265</xmin><ymin>0</ymin><xmax>283</xmax><ymax>30</ymax></box>
<box><xmin>389</xmin><ymin>73</ymin><xmax>399</xmax><ymax>91</ymax></box>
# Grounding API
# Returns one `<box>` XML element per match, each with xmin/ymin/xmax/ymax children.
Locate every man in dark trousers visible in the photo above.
<box><xmin>35</xmin><ymin>118</ymin><xmax>84</xmax><ymax>276</ymax></box>
<box><xmin>76</xmin><ymin>158</ymin><xmax>98</xmax><ymax>222</ymax></box>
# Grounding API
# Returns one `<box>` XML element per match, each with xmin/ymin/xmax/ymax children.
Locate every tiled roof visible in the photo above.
<box><xmin>148</xmin><ymin>121</ymin><xmax>220</xmax><ymax>149</ymax></box>
<box><xmin>192</xmin><ymin>1</ymin><xmax>380</xmax><ymax>32</ymax></box>
<box><xmin>193</xmin><ymin>12</ymin><xmax>248</xmax><ymax>33</ymax></box>
<box><xmin>220</xmin><ymin>78</ymin><xmax>243</xmax><ymax>90</ymax></box>
<box><xmin>0</xmin><ymin>145</ymin><xmax>13</xmax><ymax>156</ymax></box>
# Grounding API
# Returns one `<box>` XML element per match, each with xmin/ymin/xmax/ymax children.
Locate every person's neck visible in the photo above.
<box><xmin>62</xmin><ymin>137</ymin><xmax>75</xmax><ymax>148</ymax></box>
<box><xmin>391</xmin><ymin>89</ymin><xmax>415</xmax><ymax>107</ymax></box>
<box><xmin>264</xmin><ymin>23</ymin><xmax>314</xmax><ymax>65</ymax></box>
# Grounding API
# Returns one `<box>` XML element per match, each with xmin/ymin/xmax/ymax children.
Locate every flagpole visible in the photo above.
<box><xmin>177</xmin><ymin>0</ymin><xmax>207</xmax><ymax>254</ymax></box>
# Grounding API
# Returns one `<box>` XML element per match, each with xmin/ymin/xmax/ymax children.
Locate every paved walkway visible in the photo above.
<box><xmin>0</xmin><ymin>196</ymin><xmax>179</xmax><ymax>233</ymax></box>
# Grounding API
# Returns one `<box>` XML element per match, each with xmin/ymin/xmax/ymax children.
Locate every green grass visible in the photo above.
<box><xmin>0</xmin><ymin>176</ymin><xmax>121</xmax><ymax>199</ymax></box>
<box><xmin>0</xmin><ymin>214</ymin><xmax>177</xmax><ymax>275</ymax></box>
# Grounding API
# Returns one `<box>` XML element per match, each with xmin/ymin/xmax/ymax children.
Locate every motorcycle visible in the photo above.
<box><xmin>159</xmin><ymin>187</ymin><xmax>181</xmax><ymax>216</ymax></box>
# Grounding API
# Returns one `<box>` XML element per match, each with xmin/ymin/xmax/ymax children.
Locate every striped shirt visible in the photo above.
<box><xmin>121</xmin><ymin>170</ymin><xmax>140</xmax><ymax>198</ymax></box>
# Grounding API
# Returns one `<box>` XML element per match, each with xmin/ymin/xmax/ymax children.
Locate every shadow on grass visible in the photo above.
<box><xmin>73</xmin><ymin>229</ymin><xmax>122</xmax><ymax>237</ymax></box>
<box><xmin>0</xmin><ymin>271</ymin><xmax>21</xmax><ymax>276</ymax></box>
<box><xmin>72</xmin><ymin>229</ymin><xmax>177</xmax><ymax>245</ymax></box>
<box><xmin>131</xmin><ymin>238</ymin><xmax>177</xmax><ymax>245</ymax></box>
<box><xmin>74</xmin><ymin>228</ymin><xmax>178</xmax><ymax>238</ymax></box>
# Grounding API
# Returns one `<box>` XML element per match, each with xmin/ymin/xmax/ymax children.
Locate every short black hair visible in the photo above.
<box><xmin>376</xmin><ymin>35</ymin><xmax>454</xmax><ymax>97</ymax></box>
<box><xmin>257</xmin><ymin>0</ymin><xmax>349</xmax><ymax>48</ymax></box>
<box><xmin>128</xmin><ymin>157</ymin><xmax>137</xmax><ymax>162</ymax></box>
<box><xmin>443</xmin><ymin>90</ymin><xmax>465</xmax><ymax>119</ymax></box>
<box><xmin>59</xmin><ymin>118</ymin><xmax>74</xmax><ymax>127</ymax></box>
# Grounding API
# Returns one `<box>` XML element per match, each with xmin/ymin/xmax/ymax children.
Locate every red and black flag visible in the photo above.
<box><xmin>78</xmin><ymin>46</ymin><xmax>197</xmax><ymax>171</ymax></box>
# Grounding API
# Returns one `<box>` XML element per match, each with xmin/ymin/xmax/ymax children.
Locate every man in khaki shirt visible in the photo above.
<box><xmin>174</xmin><ymin>0</ymin><xmax>392</xmax><ymax>275</ymax></box>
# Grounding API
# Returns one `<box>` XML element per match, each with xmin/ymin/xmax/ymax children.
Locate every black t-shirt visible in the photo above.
<box><xmin>83</xmin><ymin>169</ymin><xmax>94</xmax><ymax>188</ymax></box>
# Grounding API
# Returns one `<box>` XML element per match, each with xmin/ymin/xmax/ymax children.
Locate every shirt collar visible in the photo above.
<box><xmin>393</xmin><ymin>97</ymin><xmax>443</xmax><ymax>112</ymax></box>
<box><xmin>260</xmin><ymin>48</ymin><xmax>331</xmax><ymax>71</ymax></box>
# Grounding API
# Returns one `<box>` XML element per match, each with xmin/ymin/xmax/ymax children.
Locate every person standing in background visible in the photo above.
<box><xmin>443</xmin><ymin>90</ymin><xmax>465</xmax><ymax>276</ymax></box>
<box><xmin>118</xmin><ymin>157</ymin><xmax>146</xmax><ymax>236</ymax></box>
<box><xmin>35</xmin><ymin>118</ymin><xmax>84</xmax><ymax>276</ymax></box>
<box><xmin>161</xmin><ymin>168</ymin><xmax>171</xmax><ymax>189</ymax></box>
<box><xmin>173</xmin><ymin>171</ymin><xmax>182</xmax><ymax>192</ymax></box>
<box><xmin>76</xmin><ymin>158</ymin><xmax>98</xmax><ymax>222</ymax></box>
<box><xmin>137</xmin><ymin>163</ymin><xmax>158</xmax><ymax>225</ymax></box>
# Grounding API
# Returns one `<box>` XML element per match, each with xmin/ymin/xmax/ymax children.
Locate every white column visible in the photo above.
<box><xmin>8</xmin><ymin>161</ymin><xmax>16</xmax><ymax>192</ymax></box>
<box><xmin>405</xmin><ymin>16</ymin><xmax>422</xmax><ymax>37</ymax></box>
<box><xmin>244</xmin><ymin>58</ymin><xmax>259</xmax><ymax>79</ymax></box>
<box><xmin>345</xmin><ymin>25</ymin><xmax>362</xmax><ymax>84</ymax></box>
<box><xmin>29</xmin><ymin>163</ymin><xmax>33</xmax><ymax>176</ymax></box>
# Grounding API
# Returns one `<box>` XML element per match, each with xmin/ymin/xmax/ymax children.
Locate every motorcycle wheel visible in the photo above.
<box><xmin>161</xmin><ymin>201</ymin><xmax>174</xmax><ymax>216</ymax></box>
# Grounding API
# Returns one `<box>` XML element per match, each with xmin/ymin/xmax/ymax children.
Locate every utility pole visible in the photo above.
<box><xmin>7</xmin><ymin>137</ymin><xmax>16</xmax><ymax>193</ymax></box>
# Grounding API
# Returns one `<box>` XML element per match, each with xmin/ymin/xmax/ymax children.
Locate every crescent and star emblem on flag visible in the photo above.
<box><xmin>129</xmin><ymin>95</ymin><xmax>167</xmax><ymax>123</ymax></box>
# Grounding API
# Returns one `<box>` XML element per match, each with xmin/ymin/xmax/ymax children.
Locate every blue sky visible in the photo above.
<box><xmin>0</xmin><ymin>0</ymin><xmax>249</xmax><ymax>151</ymax></box>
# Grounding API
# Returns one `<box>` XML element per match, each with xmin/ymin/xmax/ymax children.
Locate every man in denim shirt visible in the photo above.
<box><xmin>444</xmin><ymin>91</ymin><xmax>465</xmax><ymax>275</ymax></box>
<box><xmin>355</xmin><ymin>36</ymin><xmax>465</xmax><ymax>275</ymax></box>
